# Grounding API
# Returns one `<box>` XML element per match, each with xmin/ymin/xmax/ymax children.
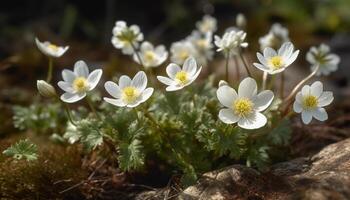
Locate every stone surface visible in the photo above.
<box><xmin>177</xmin><ymin>138</ymin><xmax>350</xmax><ymax>200</ymax></box>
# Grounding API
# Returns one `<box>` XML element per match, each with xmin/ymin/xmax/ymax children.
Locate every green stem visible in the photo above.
<box><xmin>267</xmin><ymin>75</ymin><xmax>276</xmax><ymax>90</ymax></box>
<box><xmin>63</xmin><ymin>103</ymin><xmax>77</xmax><ymax>126</ymax></box>
<box><xmin>238</xmin><ymin>52</ymin><xmax>252</xmax><ymax>77</ymax></box>
<box><xmin>233</xmin><ymin>56</ymin><xmax>240</xmax><ymax>82</ymax></box>
<box><xmin>130</xmin><ymin>43</ymin><xmax>145</xmax><ymax>68</ymax></box>
<box><xmin>86</xmin><ymin>95</ymin><xmax>101</xmax><ymax>120</ymax></box>
<box><xmin>225</xmin><ymin>51</ymin><xmax>230</xmax><ymax>83</ymax></box>
<box><xmin>47</xmin><ymin>57</ymin><xmax>53</xmax><ymax>83</ymax></box>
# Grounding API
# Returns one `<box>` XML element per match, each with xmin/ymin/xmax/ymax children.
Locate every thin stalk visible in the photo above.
<box><xmin>262</xmin><ymin>72</ymin><xmax>268</xmax><ymax>90</ymax></box>
<box><xmin>233</xmin><ymin>56</ymin><xmax>240</xmax><ymax>82</ymax></box>
<box><xmin>267</xmin><ymin>75</ymin><xmax>276</xmax><ymax>90</ymax></box>
<box><xmin>55</xmin><ymin>95</ymin><xmax>76</xmax><ymax>126</ymax></box>
<box><xmin>238</xmin><ymin>52</ymin><xmax>252</xmax><ymax>77</ymax></box>
<box><xmin>225</xmin><ymin>51</ymin><xmax>230</xmax><ymax>83</ymax></box>
<box><xmin>130</xmin><ymin>42</ymin><xmax>145</xmax><ymax>68</ymax></box>
<box><xmin>280</xmin><ymin>72</ymin><xmax>285</xmax><ymax>98</ymax></box>
<box><xmin>47</xmin><ymin>57</ymin><xmax>53</xmax><ymax>83</ymax></box>
<box><xmin>86</xmin><ymin>95</ymin><xmax>101</xmax><ymax>120</ymax></box>
<box><xmin>282</xmin><ymin>65</ymin><xmax>320</xmax><ymax>115</ymax></box>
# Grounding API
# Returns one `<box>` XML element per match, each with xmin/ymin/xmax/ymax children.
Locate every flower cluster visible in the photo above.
<box><xmin>19</xmin><ymin>14</ymin><xmax>340</xmax><ymax>182</ymax></box>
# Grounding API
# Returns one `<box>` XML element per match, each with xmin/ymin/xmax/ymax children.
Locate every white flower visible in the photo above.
<box><xmin>157</xmin><ymin>57</ymin><xmax>202</xmax><ymax>91</ymax></box>
<box><xmin>293</xmin><ymin>81</ymin><xmax>333</xmax><ymax>124</ymax></box>
<box><xmin>253</xmin><ymin>42</ymin><xmax>299</xmax><ymax>74</ymax></box>
<box><xmin>236</xmin><ymin>13</ymin><xmax>247</xmax><ymax>29</ymax></box>
<box><xmin>170</xmin><ymin>41</ymin><xmax>198</xmax><ymax>65</ymax></box>
<box><xmin>186</xmin><ymin>31</ymin><xmax>214</xmax><ymax>65</ymax></box>
<box><xmin>133</xmin><ymin>41</ymin><xmax>168</xmax><ymax>68</ymax></box>
<box><xmin>58</xmin><ymin>60</ymin><xmax>103</xmax><ymax>103</ymax></box>
<box><xmin>214</xmin><ymin>30</ymin><xmax>248</xmax><ymax>57</ymax></box>
<box><xmin>306</xmin><ymin>44</ymin><xmax>340</xmax><ymax>76</ymax></box>
<box><xmin>217</xmin><ymin>77</ymin><xmax>274</xmax><ymax>129</ymax></box>
<box><xmin>111</xmin><ymin>20</ymin><xmax>144</xmax><ymax>55</ymax></box>
<box><xmin>104</xmin><ymin>71</ymin><xmax>154</xmax><ymax>108</ymax></box>
<box><xmin>196</xmin><ymin>15</ymin><xmax>217</xmax><ymax>33</ymax></box>
<box><xmin>35</xmin><ymin>38</ymin><xmax>69</xmax><ymax>58</ymax></box>
<box><xmin>259</xmin><ymin>23</ymin><xmax>290</xmax><ymax>50</ymax></box>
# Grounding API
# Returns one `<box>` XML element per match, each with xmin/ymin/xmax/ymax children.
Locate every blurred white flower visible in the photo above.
<box><xmin>58</xmin><ymin>60</ymin><xmax>102</xmax><ymax>103</ymax></box>
<box><xmin>236</xmin><ymin>13</ymin><xmax>247</xmax><ymax>29</ymax></box>
<box><xmin>218</xmin><ymin>80</ymin><xmax>228</xmax><ymax>87</ymax></box>
<box><xmin>133</xmin><ymin>41</ymin><xmax>168</xmax><ymax>68</ymax></box>
<box><xmin>306</xmin><ymin>44</ymin><xmax>340</xmax><ymax>76</ymax></box>
<box><xmin>253</xmin><ymin>42</ymin><xmax>299</xmax><ymax>74</ymax></box>
<box><xmin>35</xmin><ymin>38</ymin><xmax>69</xmax><ymax>58</ymax></box>
<box><xmin>104</xmin><ymin>71</ymin><xmax>153</xmax><ymax>108</ymax></box>
<box><xmin>293</xmin><ymin>81</ymin><xmax>333</xmax><ymax>124</ymax></box>
<box><xmin>111</xmin><ymin>20</ymin><xmax>144</xmax><ymax>55</ymax></box>
<box><xmin>259</xmin><ymin>23</ymin><xmax>290</xmax><ymax>51</ymax></box>
<box><xmin>217</xmin><ymin>77</ymin><xmax>274</xmax><ymax>129</ymax></box>
<box><xmin>196</xmin><ymin>15</ymin><xmax>217</xmax><ymax>33</ymax></box>
<box><xmin>214</xmin><ymin>30</ymin><xmax>248</xmax><ymax>57</ymax></box>
<box><xmin>37</xmin><ymin>80</ymin><xmax>57</xmax><ymax>98</ymax></box>
<box><xmin>157</xmin><ymin>57</ymin><xmax>202</xmax><ymax>91</ymax></box>
<box><xmin>186</xmin><ymin>31</ymin><xmax>214</xmax><ymax>65</ymax></box>
<box><xmin>170</xmin><ymin>41</ymin><xmax>198</xmax><ymax>65</ymax></box>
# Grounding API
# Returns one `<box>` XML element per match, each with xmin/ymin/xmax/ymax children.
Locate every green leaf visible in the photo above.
<box><xmin>77</xmin><ymin>119</ymin><xmax>103</xmax><ymax>151</ymax></box>
<box><xmin>3</xmin><ymin>139</ymin><xmax>38</xmax><ymax>161</ymax></box>
<box><xmin>118</xmin><ymin>139</ymin><xmax>145</xmax><ymax>171</ymax></box>
<box><xmin>267</xmin><ymin>119</ymin><xmax>292</xmax><ymax>146</ymax></box>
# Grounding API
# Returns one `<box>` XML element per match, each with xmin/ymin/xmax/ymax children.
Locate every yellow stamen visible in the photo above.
<box><xmin>233</xmin><ymin>98</ymin><xmax>254</xmax><ymax>117</ymax></box>
<box><xmin>175</xmin><ymin>71</ymin><xmax>188</xmax><ymax>85</ymax></box>
<box><xmin>196</xmin><ymin>39</ymin><xmax>207</xmax><ymax>49</ymax></box>
<box><xmin>48</xmin><ymin>44</ymin><xmax>59</xmax><ymax>51</ymax></box>
<box><xmin>144</xmin><ymin>51</ymin><xmax>155</xmax><ymax>62</ymax></box>
<box><xmin>268</xmin><ymin>56</ymin><xmax>283</xmax><ymax>70</ymax></box>
<box><xmin>122</xmin><ymin>86</ymin><xmax>139</xmax><ymax>103</ymax></box>
<box><xmin>302</xmin><ymin>95</ymin><xmax>318</xmax><ymax>110</ymax></box>
<box><xmin>179</xmin><ymin>51</ymin><xmax>189</xmax><ymax>60</ymax></box>
<box><xmin>73</xmin><ymin>77</ymin><xmax>88</xmax><ymax>92</ymax></box>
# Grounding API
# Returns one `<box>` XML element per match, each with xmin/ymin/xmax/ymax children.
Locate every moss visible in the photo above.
<box><xmin>0</xmin><ymin>138</ymin><xmax>87</xmax><ymax>200</ymax></box>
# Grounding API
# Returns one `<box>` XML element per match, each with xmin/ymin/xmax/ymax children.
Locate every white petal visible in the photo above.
<box><xmin>310</xmin><ymin>81</ymin><xmax>323</xmax><ymax>98</ymax></box>
<box><xmin>183</xmin><ymin>57</ymin><xmax>197</xmax><ymax>76</ymax></box>
<box><xmin>104</xmin><ymin>97</ymin><xmax>126</xmax><ymax>107</ymax></box>
<box><xmin>254</xmin><ymin>90</ymin><xmax>274</xmax><ymax>111</ymax></box>
<box><xmin>278</xmin><ymin>42</ymin><xmax>293</xmax><ymax>58</ymax></box>
<box><xmin>263</xmin><ymin>47</ymin><xmax>277</xmax><ymax>58</ymax></box>
<box><xmin>119</xmin><ymin>75</ymin><xmax>132</xmax><ymax>89</ymax></box>
<box><xmin>238</xmin><ymin>112</ymin><xmax>267</xmax><ymax>129</ymax></box>
<box><xmin>257</xmin><ymin>53</ymin><xmax>268</xmax><ymax>66</ymax></box>
<box><xmin>285</xmin><ymin>50</ymin><xmax>299</xmax><ymax>66</ymax></box>
<box><xmin>312</xmin><ymin>108</ymin><xmax>328</xmax><ymax>121</ymax></box>
<box><xmin>131</xmin><ymin>71</ymin><xmax>147</xmax><ymax>92</ymax></box>
<box><xmin>104</xmin><ymin>81</ymin><xmax>122</xmax><ymax>98</ymax></box>
<box><xmin>61</xmin><ymin>92</ymin><xmax>86</xmax><ymax>103</ymax></box>
<box><xmin>253</xmin><ymin>63</ymin><xmax>269</xmax><ymax>72</ymax></box>
<box><xmin>74</xmin><ymin>61</ymin><xmax>89</xmax><ymax>77</ymax></box>
<box><xmin>140</xmin><ymin>88</ymin><xmax>154</xmax><ymax>103</ymax></box>
<box><xmin>58</xmin><ymin>81</ymin><xmax>75</xmax><ymax>93</ymax></box>
<box><xmin>301</xmin><ymin>85</ymin><xmax>311</xmax><ymax>96</ymax></box>
<box><xmin>157</xmin><ymin>76</ymin><xmax>175</xmax><ymax>86</ymax></box>
<box><xmin>318</xmin><ymin>91</ymin><xmax>334</xmax><ymax>107</ymax></box>
<box><xmin>295</xmin><ymin>92</ymin><xmax>303</xmax><ymax>103</ymax></box>
<box><xmin>87</xmin><ymin>69</ymin><xmax>102</xmax><ymax>91</ymax></box>
<box><xmin>140</xmin><ymin>41</ymin><xmax>153</xmax><ymax>51</ymax></box>
<box><xmin>293</xmin><ymin>101</ymin><xmax>303</xmax><ymax>113</ymax></box>
<box><xmin>238</xmin><ymin>77</ymin><xmax>257</xmax><ymax>98</ymax></box>
<box><xmin>216</xmin><ymin>85</ymin><xmax>237</xmax><ymax>108</ymax></box>
<box><xmin>166</xmin><ymin>63</ymin><xmax>181</xmax><ymax>79</ymax></box>
<box><xmin>184</xmin><ymin>66</ymin><xmax>202</xmax><ymax>87</ymax></box>
<box><xmin>218</xmin><ymin>108</ymin><xmax>240</xmax><ymax>124</ymax></box>
<box><xmin>301</xmin><ymin>111</ymin><xmax>313</xmax><ymax>124</ymax></box>
<box><xmin>62</xmin><ymin>69</ymin><xmax>76</xmax><ymax>83</ymax></box>
<box><xmin>166</xmin><ymin>85</ymin><xmax>183</xmax><ymax>91</ymax></box>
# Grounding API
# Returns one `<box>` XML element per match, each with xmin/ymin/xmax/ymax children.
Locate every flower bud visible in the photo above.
<box><xmin>236</xmin><ymin>13</ymin><xmax>246</xmax><ymax>29</ymax></box>
<box><xmin>218</xmin><ymin>80</ymin><xmax>228</xmax><ymax>87</ymax></box>
<box><xmin>37</xmin><ymin>80</ymin><xmax>57</xmax><ymax>98</ymax></box>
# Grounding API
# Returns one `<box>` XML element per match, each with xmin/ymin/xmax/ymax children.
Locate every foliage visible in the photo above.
<box><xmin>2</xmin><ymin>139</ymin><xmax>38</xmax><ymax>161</ymax></box>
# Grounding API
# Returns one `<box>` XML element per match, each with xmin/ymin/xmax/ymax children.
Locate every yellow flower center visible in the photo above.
<box><xmin>233</xmin><ymin>98</ymin><xmax>254</xmax><ymax>117</ymax></box>
<box><xmin>144</xmin><ymin>51</ymin><xmax>155</xmax><ymax>62</ymax></box>
<box><xmin>122</xmin><ymin>86</ymin><xmax>139</xmax><ymax>103</ymax></box>
<box><xmin>73</xmin><ymin>77</ymin><xmax>88</xmax><ymax>93</ymax></box>
<box><xmin>179</xmin><ymin>51</ymin><xmax>189</xmax><ymax>60</ymax></box>
<box><xmin>302</xmin><ymin>95</ymin><xmax>318</xmax><ymax>110</ymax></box>
<box><xmin>196</xmin><ymin>39</ymin><xmax>207</xmax><ymax>49</ymax></box>
<box><xmin>268</xmin><ymin>56</ymin><xmax>283</xmax><ymax>70</ymax></box>
<box><xmin>48</xmin><ymin>44</ymin><xmax>59</xmax><ymax>51</ymax></box>
<box><xmin>175</xmin><ymin>71</ymin><xmax>188</xmax><ymax>85</ymax></box>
